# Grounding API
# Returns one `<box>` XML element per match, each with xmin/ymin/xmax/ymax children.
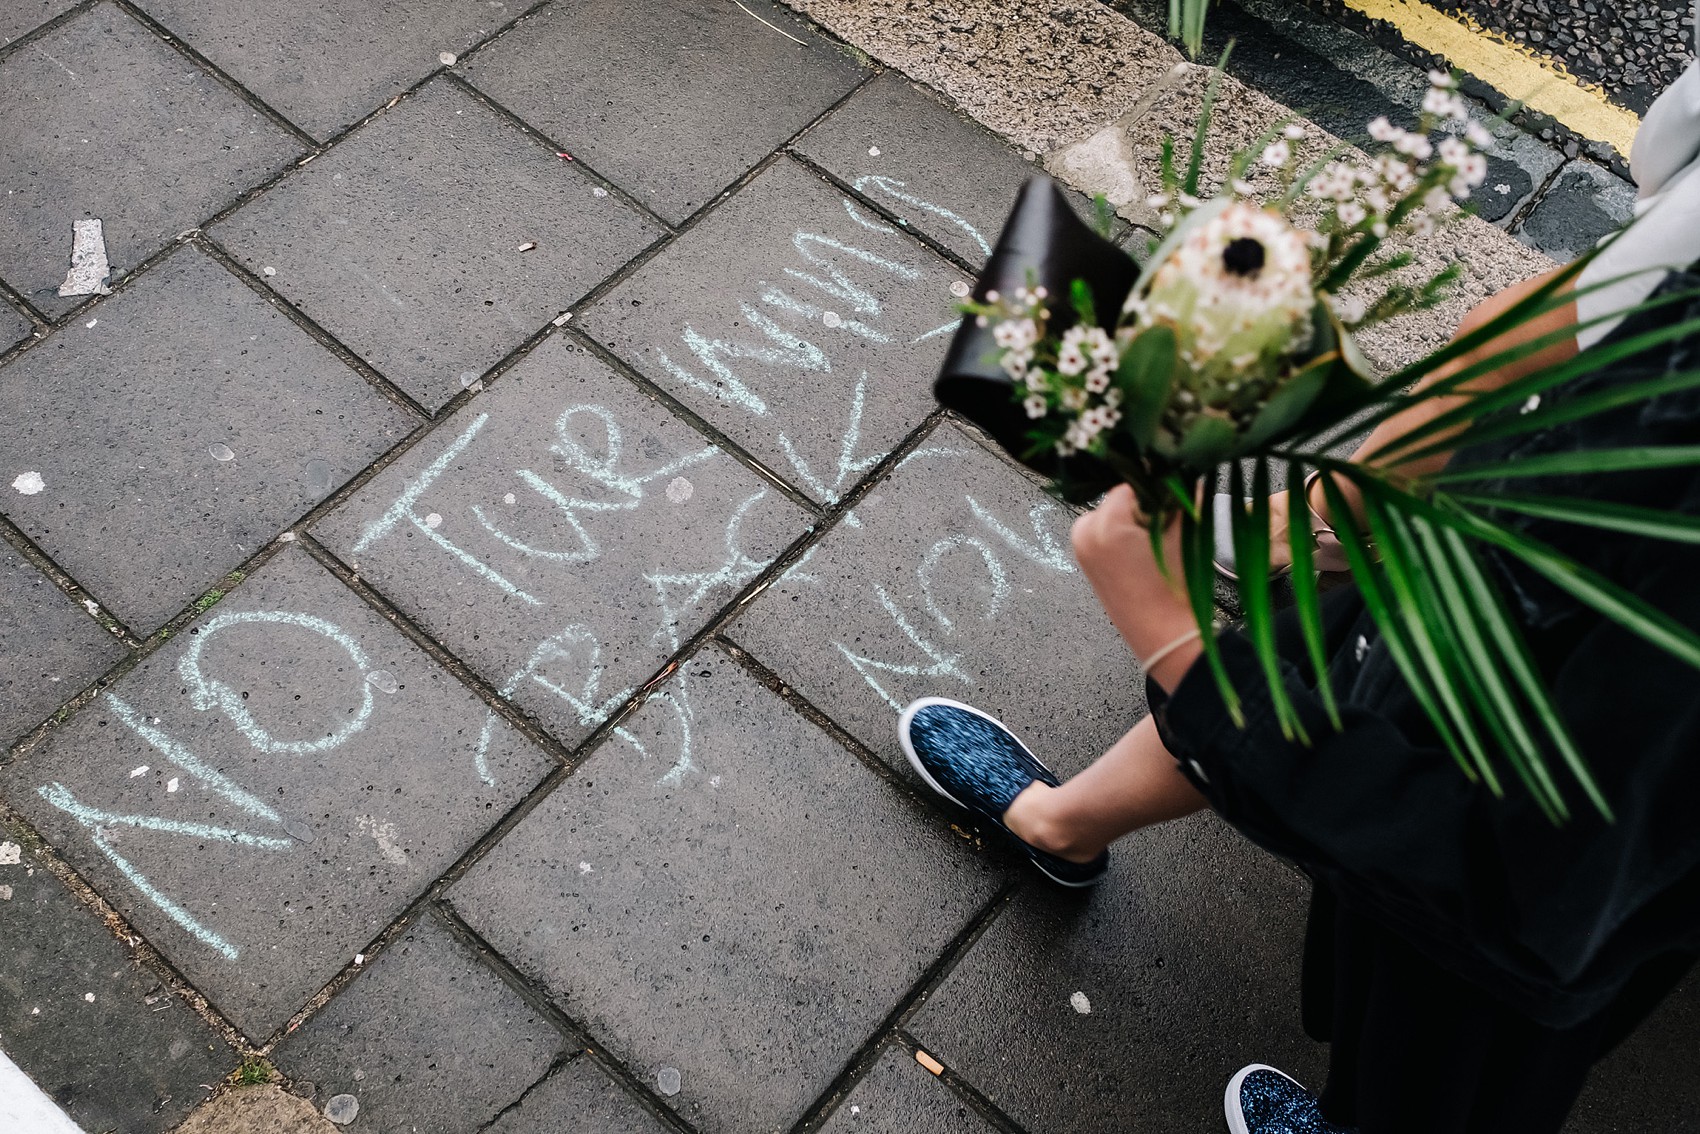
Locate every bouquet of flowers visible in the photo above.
<box><xmin>936</xmin><ymin>68</ymin><xmax>1700</xmax><ymax>823</ymax></box>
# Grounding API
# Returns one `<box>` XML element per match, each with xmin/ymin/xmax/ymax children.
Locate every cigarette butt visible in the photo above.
<box><xmin>915</xmin><ymin>1050</ymin><xmax>944</xmax><ymax>1075</ymax></box>
<box><xmin>517</xmin><ymin>241</ymin><xmax>536</xmax><ymax>252</ymax></box>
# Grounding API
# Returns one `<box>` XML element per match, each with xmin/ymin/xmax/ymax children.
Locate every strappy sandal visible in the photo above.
<box><xmin>1212</xmin><ymin>470</ymin><xmax>1351</xmax><ymax>583</ymax></box>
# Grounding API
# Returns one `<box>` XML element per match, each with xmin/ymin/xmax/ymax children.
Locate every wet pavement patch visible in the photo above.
<box><xmin>817</xmin><ymin>1044</ymin><xmax>998</xmax><ymax>1134</ymax></box>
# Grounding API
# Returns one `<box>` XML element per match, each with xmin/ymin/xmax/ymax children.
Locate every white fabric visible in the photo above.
<box><xmin>1574</xmin><ymin>3</ymin><xmax>1700</xmax><ymax>349</ymax></box>
<box><xmin>0</xmin><ymin>1049</ymin><xmax>88</xmax><ymax>1134</ymax></box>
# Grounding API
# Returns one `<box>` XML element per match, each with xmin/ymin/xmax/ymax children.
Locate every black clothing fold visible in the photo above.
<box><xmin>1149</xmin><ymin>267</ymin><xmax>1700</xmax><ymax>1031</ymax></box>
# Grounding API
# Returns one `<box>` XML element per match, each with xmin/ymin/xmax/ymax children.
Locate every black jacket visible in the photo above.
<box><xmin>1150</xmin><ymin>267</ymin><xmax>1700</xmax><ymax>1029</ymax></box>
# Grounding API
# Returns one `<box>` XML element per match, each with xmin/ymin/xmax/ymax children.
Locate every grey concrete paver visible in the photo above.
<box><xmin>728</xmin><ymin>423</ymin><xmax>1137</xmax><ymax>781</ymax></box>
<box><xmin>2</xmin><ymin>303</ymin><xmax>30</xmax><ymax>352</ymax></box>
<box><xmin>134</xmin><ymin>0</ymin><xmax>508</xmax><ymax>141</ymax></box>
<box><xmin>450</xmin><ymin>651</ymin><xmax>1003</xmax><ymax>1134</ymax></box>
<box><xmin>272</xmin><ymin>915</ymin><xmax>565</xmax><ymax>1133</ymax></box>
<box><xmin>1516</xmin><ymin>159</ymin><xmax>1638</xmax><ymax>263</ymax></box>
<box><xmin>0</xmin><ymin>3</ymin><xmax>302</xmax><ymax>317</ymax></box>
<box><xmin>0</xmin><ymin>247</ymin><xmax>415</xmax><ymax>634</ymax></box>
<box><xmin>794</xmin><ymin>71</ymin><xmax>1048</xmax><ymax>267</ymax></box>
<box><xmin>313</xmin><ymin>335</ymin><xmax>811</xmax><ymax>755</ymax></box>
<box><xmin>909</xmin><ymin>814</ymin><xmax>1325</xmax><ymax>1134</ymax></box>
<box><xmin>461</xmin><ymin>0</ymin><xmax>867</xmax><ymax>224</ymax></box>
<box><xmin>0</xmin><ymin>548</ymin><xmax>127</xmax><ymax>750</ymax></box>
<box><xmin>0</xmin><ymin>0</ymin><xmax>74</xmax><ymax>44</ymax></box>
<box><xmin>0</xmin><ymin>545</ymin><xmax>552</xmax><ymax>1041</ymax></box>
<box><xmin>485</xmin><ymin>1057</ymin><xmax>672</xmax><ymax>1134</ymax></box>
<box><xmin>0</xmin><ymin>813</ymin><xmax>236</xmax><ymax>1134</ymax></box>
<box><xmin>212</xmin><ymin>80</ymin><xmax>661</xmax><ymax>412</ymax></box>
<box><xmin>819</xmin><ymin>1046</ymin><xmax>997</xmax><ymax>1134</ymax></box>
<box><xmin>581</xmin><ymin>157</ymin><xmax>963</xmax><ymax>504</ymax></box>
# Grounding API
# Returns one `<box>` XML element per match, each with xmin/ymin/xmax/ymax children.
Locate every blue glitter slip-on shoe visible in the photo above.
<box><xmin>898</xmin><ymin>697</ymin><xmax>1109</xmax><ymax>888</ymax></box>
<box><xmin>1226</xmin><ymin>1064</ymin><xmax>1357</xmax><ymax>1134</ymax></box>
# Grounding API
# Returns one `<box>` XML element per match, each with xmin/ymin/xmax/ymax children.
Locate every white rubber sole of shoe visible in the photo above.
<box><xmin>896</xmin><ymin>696</ymin><xmax>1101</xmax><ymax>889</ymax></box>
<box><xmin>1224</xmin><ymin>1063</ymin><xmax>1305</xmax><ymax>1134</ymax></box>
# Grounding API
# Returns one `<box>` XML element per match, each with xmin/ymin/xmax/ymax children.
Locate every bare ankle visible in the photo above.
<box><xmin>1004</xmin><ymin>783</ymin><xmax>1103</xmax><ymax>863</ymax></box>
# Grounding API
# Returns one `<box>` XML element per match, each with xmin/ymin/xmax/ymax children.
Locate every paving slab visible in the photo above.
<box><xmin>909</xmin><ymin>813</ymin><xmax>1325</xmax><ymax>1134</ymax></box>
<box><xmin>212</xmin><ymin>81</ymin><xmax>661</xmax><ymax>412</ymax></box>
<box><xmin>272</xmin><ymin>915</ymin><xmax>564</xmax><ymax>1133</ymax></box>
<box><xmin>461</xmin><ymin>0</ymin><xmax>866</xmax><ymax>224</ymax></box>
<box><xmin>450</xmin><ymin>652</ymin><xmax>1003</xmax><ymax>1134</ymax></box>
<box><xmin>0</xmin><ymin>548</ymin><xmax>128</xmax><ymax>751</ymax></box>
<box><xmin>1516</xmin><ymin>160</ymin><xmax>1638</xmax><ymax>264</ymax></box>
<box><xmin>581</xmin><ymin>157</ymin><xmax>963</xmax><ymax>504</ymax></box>
<box><xmin>314</xmin><ymin>335</ymin><xmax>810</xmax><ymax>759</ymax></box>
<box><xmin>485</xmin><ymin>1056</ymin><xmax>672</xmax><ymax>1134</ymax></box>
<box><xmin>0</xmin><ymin>545</ymin><xmax>551</xmax><ymax>1041</ymax></box>
<box><xmin>795</xmin><ymin>71</ymin><xmax>1094</xmax><ymax>267</ymax></box>
<box><xmin>134</xmin><ymin>0</ymin><xmax>509</xmax><ymax>141</ymax></box>
<box><xmin>0</xmin><ymin>247</ymin><xmax>415</xmax><ymax>635</ymax></box>
<box><xmin>0</xmin><ymin>0</ymin><xmax>74</xmax><ymax>44</ymax></box>
<box><xmin>819</xmin><ymin>1046</ymin><xmax>997</xmax><ymax>1134</ymax></box>
<box><xmin>0</xmin><ymin>3</ymin><xmax>302</xmax><ymax>317</ymax></box>
<box><xmin>727</xmin><ymin>423</ymin><xmax>1135</xmax><ymax>781</ymax></box>
<box><xmin>0</xmin><ymin>813</ymin><xmax>235</xmax><ymax>1133</ymax></box>
<box><xmin>2</xmin><ymin>303</ymin><xmax>31</xmax><ymax>353</ymax></box>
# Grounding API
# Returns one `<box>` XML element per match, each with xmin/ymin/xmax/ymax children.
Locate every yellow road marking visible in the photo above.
<box><xmin>1339</xmin><ymin>0</ymin><xmax>1642</xmax><ymax>157</ymax></box>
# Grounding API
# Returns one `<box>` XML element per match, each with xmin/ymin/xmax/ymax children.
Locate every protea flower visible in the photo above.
<box><xmin>1134</xmin><ymin>201</ymin><xmax>1314</xmax><ymax>366</ymax></box>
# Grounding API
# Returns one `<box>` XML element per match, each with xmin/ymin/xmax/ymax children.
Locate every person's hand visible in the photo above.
<box><xmin>1070</xmin><ymin>483</ymin><xmax>1189</xmax><ymax>610</ymax></box>
<box><xmin>1071</xmin><ymin>484</ymin><xmax>1203</xmax><ymax>689</ymax></box>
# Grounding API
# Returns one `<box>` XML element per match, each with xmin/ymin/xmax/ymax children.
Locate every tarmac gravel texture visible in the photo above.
<box><xmin>1439</xmin><ymin>0</ymin><xmax>1692</xmax><ymax>114</ymax></box>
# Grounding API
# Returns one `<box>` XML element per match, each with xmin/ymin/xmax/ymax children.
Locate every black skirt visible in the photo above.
<box><xmin>1302</xmin><ymin>884</ymin><xmax>1694</xmax><ymax>1134</ymax></box>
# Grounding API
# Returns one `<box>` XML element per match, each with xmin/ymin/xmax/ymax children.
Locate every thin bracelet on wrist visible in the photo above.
<box><xmin>1142</xmin><ymin>628</ymin><xmax>1203</xmax><ymax>674</ymax></box>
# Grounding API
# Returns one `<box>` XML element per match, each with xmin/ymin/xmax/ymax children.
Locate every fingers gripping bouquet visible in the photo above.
<box><xmin>937</xmin><ymin>69</ymin><xmax>1700</xmax><ymax>823</ymax></box>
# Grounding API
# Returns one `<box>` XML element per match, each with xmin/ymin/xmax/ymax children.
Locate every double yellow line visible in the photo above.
<box><xmin>1341</xmin><ymin>0</ymin><xmax>1642</xmax><ymax>158</ymax></box>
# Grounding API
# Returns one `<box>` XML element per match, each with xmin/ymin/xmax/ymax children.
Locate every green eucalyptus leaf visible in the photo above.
<box><xmin>1116</xmin><ymin>325</ymin><xmax>1179</xmax><ymax>446</ymax></box>
<box><xmin>1240</xmin><ymin>356</ymin><xmax>1334</xmax><ymax>450</ymax></box>
<box><xmin>1177</xmin><ymin>410</ymin><xmax>1241</xmax><ymax>465</ymax></box>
